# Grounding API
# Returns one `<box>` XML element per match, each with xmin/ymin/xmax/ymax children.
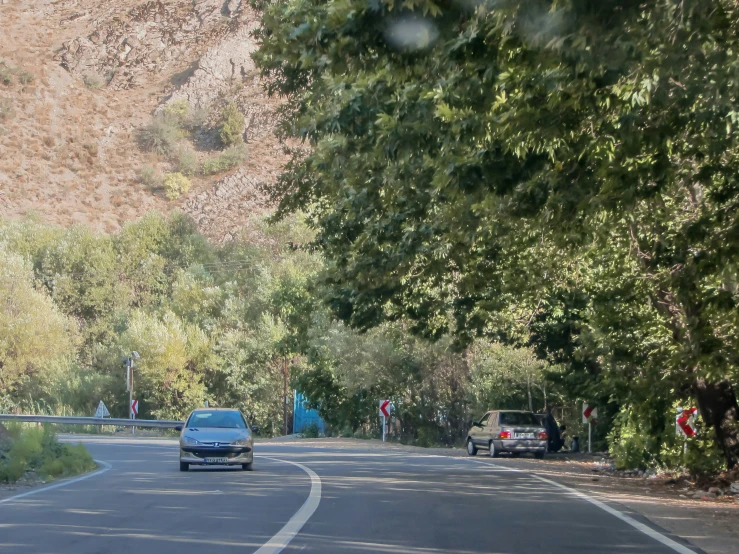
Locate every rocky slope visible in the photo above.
<box><xmin>0</xmin><ymin>0</ymin><xmax>285</xmax><ymax>240</ymax></box>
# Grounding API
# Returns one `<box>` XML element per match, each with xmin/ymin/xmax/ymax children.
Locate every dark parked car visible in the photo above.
<box><xmin>535</xmin><ymin>412</ymin><xmax>565</xmax><ymax>453</ymax></box>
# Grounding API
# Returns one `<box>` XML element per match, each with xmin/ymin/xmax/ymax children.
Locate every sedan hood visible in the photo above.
<box><xmin>182</xmin><ymin>428</ymin><xmax>249</xmax><ymax>442</ymax></box>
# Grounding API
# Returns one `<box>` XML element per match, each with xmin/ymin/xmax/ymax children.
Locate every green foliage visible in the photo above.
<box><xmin>254</xmin><ymin>0</ymin><xmax>739</xmax><ymax>468</ymax></box>
<box><xmin>138</xmin><ymin>164</ymin><xmax>162</xmax><ymax>187</ymax></box>
<box><xmin>0</xmin><ymin>251</ymin><xmax>78</xmax><ymax>396</ymax></box>
<box><xmin>163</xmin><ymin>172</ymin><xmax>192</xmax><ymax>200</ymax></box>
<box><xmin>0</xmin><ymin>426</ymin><xmax>95</xmax><ymax>483</ymax></box>
<box><xmin>302</xmin><ymin>421</ymin><xmax>320</xmax><ymax>438</ymax></box>
<box><xmin>138</xmin><ymin>114</ymin><xmax>182</xmax><ymax>156</ymax></box>
<box><xmin>83</xmin><ymin>73</ymin><xmax>103</xmax><ymax>90</ymax></box>
<box><xmin>0</xmin><ymin>63</ymin><xmax>12</xmax><ymax>86</ymax></box>
<box><xmin>202</xmin><ymin>144</ymin><xmax>247</xmax><ymax>175</ymax></box>
<box><xmin>174</xmin><ymin>143</ymin><xmax>198</xmax><ymax>176</ymax></box>
<box><xmin>163</xmin><ymin>100</ymin><xmax>191</xmax><ymax>124</ymax></box>
<box><xmin>218</xmin><ymin>102</ymin><xmax>244</xmax><ymax>147</ymax></box>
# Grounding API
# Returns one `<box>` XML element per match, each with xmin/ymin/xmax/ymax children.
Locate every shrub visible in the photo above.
<box><xmin>302</xmin><ymin>422</ymin><xmax>320</xmax><ymax>438</ymax></box>
<box><xmin>83</xmin><ymin>73</ymin><xmax>104</xmax><ymax>90</ymax></box>
<box><xmin>163</xmin><ymin>99</ymin><xmax>190</xmax><ymax>123</ymax></box>
<box><xmin>202</xmin><ymin>144</ymin><xmax>247</xmax><ymax>175</ymax></box>
<box><xmin>16</xmin><ymin>69</ymin><xmax>34</xmax><ymax>85</ymax></box>
<box><xmin>138</xmin><ymin>164</ymin><xmax>162</xmax><ymax>187</ymax></box>
<box><xmin>0</xmin><ymin>63</ymin><xmax>13</xmax><ymax>86</ymax></box>
<box><xmin>163</xmin><ymin>172</ymin><xmax>192</xmax><ymax>200</ymax></box>
<box><xmin>174</xmin><ymin>143</ymin><xmax>198</xmax><ymax>176</ymax></box>
<box><xmin>0</xmin><ymin>426</ymin><xmax>95</xmax><ymax>483</ymax></box>
<box><xmin>138</xmin><ymin>114</ymin><xmax>182</xmax><ymax>156</ymax></box>
<box><xmin>218</xmin><ymin>101</ymin><xmax>244</xmax><ymax>146</ymax></box>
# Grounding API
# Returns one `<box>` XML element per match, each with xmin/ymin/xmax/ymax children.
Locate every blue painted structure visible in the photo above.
<box><xmin>293</xmin><ymin>391</ymin><xmax>325</xmax><ymax>435</ymax></box>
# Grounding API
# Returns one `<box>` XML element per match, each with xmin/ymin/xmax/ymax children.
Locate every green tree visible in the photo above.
<box><xmin>0</xmin><ymin>251</ymin><xmax>77</xmax><ymax>399</ymax></box>
<box><xmin>254</xmin><ymin>0</ymin><xmax>739</xmax><ymax>465</ymax></box>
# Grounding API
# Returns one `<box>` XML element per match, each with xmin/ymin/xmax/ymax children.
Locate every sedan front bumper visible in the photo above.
<box><xmin>180</xmin><ymin>445</ymin><xmax>253</xmax><ymax>464</ymax></box>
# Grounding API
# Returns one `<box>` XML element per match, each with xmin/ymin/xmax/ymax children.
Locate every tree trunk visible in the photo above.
<box><xmin>694</xmin><ymin>378</ymin><xmax>739</xmax><ymax>469</ymax></box>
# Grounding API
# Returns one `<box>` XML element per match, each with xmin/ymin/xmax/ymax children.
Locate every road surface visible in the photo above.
<box><xmin>0</xmin><ymin>438</ymin><xmax>701</xmax><ymax>554</ymax></box>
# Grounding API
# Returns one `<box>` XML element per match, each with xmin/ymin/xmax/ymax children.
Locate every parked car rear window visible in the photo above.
<box><xmin>187</xmin><ymin>411</ymin><xmax>246</xmax><ymax>429</ymax></box>
<box><xmin>499</xmin><ymin>412</ymin><xmax>539</xmax><ymax>426</ymax></box>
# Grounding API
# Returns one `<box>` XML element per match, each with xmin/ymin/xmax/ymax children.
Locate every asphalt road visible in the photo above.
<box><xmin>0</xmin><ymin>438</ymin><xmax>702</xmax><ymax>554</ymax></box>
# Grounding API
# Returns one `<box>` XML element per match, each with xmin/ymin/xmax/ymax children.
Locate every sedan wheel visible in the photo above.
<box><xmin>242</xmin><ymin>462</ymin><xmax>253</xmax><ymax>471</ymax></box>
<box><xmin>489</xmin><ymin>441</ymin><xmax>499</xmax><ymax>458</ymax></box>
<box><xmin>466</xmin><ymin>438</ymin><xmax>478</xmax><ymax>456</ymax></box>
<box><xmin>179</xmin><ymin>462</ymin><xmax>189</xmax><ymax>472</ymax></box>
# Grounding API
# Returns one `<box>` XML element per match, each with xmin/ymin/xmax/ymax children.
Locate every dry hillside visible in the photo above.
<box><xmin>0</xmin><ymin>0</ymin><xmax>287</xmax><ymax>241</ymax></box>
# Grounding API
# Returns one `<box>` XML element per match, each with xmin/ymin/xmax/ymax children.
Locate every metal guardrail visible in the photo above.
<box><xmin>0</xmin><ymin>414</ymin><xmax>183</xmax><ymax>429</ymax></box>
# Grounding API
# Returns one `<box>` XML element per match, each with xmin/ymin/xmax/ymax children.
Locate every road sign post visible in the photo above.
<box><xmin>131</xmin><ymin>399</ymin><xmax>138</xmax><ymax>435</ymax></box>
<box><xmin>676</xmin><ymin>407</ymin><xmax>698</xmax><ymax>456</ymax></box>
<box><xmin>379</xmin><ymin>400</ymin><xmax>392</xmax><ymax>442</ymax></box>
<box><xmin>582</xmin><ymin>404</ymin><xmax>597</xmax><ymax>453</ymax></box>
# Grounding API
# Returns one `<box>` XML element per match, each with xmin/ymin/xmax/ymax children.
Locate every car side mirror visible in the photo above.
<box><xmin>174</xmin><ymin>425</ymin><xmax>183</xmax><ymax>432</ymax></box>
<box><xmin>251</xmin><ymin>425</ymin><xmax>259</xmax><ymax>434</ymax></box>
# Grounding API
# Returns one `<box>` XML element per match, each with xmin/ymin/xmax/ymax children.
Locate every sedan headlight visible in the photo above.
<box><xmin>231</xmin><ymin>437</ymin><xmax>251</xmax><ymax>446</ymax></box>
<box><xmin>182</xmin><ymin>435</ymin><xmax>200</xmax><ymax>445</ymax></box>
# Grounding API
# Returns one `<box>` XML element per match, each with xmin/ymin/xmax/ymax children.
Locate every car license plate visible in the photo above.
<box><xmin>204</xmin><ymin>457</ymin><xmax>229</xmax><ymax>463</ymax></box>
<box><xmin>514</xmin><ymin>433</ymin><xmax>535</xmax><ymax>439</ymax></box>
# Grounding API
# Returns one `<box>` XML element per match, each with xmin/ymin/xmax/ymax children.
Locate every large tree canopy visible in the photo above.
<box><xmin>254</xmin><ymin>0</ymin><xmax>739</xmax><ymax>466</ymax></box>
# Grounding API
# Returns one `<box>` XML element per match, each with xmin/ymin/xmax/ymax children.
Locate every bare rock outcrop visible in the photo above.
<box><xmin>57</xmin><ymin>0</ymin><xmax>245</xmax><ymax>90</ymax></box>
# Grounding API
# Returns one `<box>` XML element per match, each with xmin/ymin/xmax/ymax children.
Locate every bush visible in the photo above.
<box><xmin>302</xmin><ymin>422</ymin><xmax>320</xmax><ymax>438</ymax></box>
<box><xmin>138</xmin><ymin>114</ymin><xmax>182</xmax><ymax>156</ymax></box>
<box><xmin>138</xmin><ymin>164</ymin><xmax>162</xmax><ymax>187</ymax></box>
<box><xmin>83</xmin><ymin>73</ymin><xmax>104</xmax><ymax>90</ymax></box>
<box><xmin>16</xmin><ymin>69</ymin><xmax>34</xmax><ymax>85</ymax></box>
<box><xmin>163</xmin><ymin>100</ymin><xmax>190</xmax><ymax>124</ymax></box>
<box><xmin>0</xmin><ymin>63</ymin><xmax>13</xmax><ymax>86</ymax></box>
<box><xmin>218</xmin><ymin>101</ymin><xmax>244</xmax><ymax>146</ymax></box>
<box><xmin>0</xmin><ymin>426</ymin><xmax>95</xmax><ymax>483</ymax></box>
<box><xmin>163</xmin><ymin>172</ymin><xmax>192</xmax><ymax>200</ymax></box>
<box><xmin>202</xmin><ymin>144</ymin><xmax>246</xmax><ymax>175</ymax></box>
<box><xmin>174</xmin><ymin>143</ymin><xmax>198</xmax><ymax>176</ymax></box>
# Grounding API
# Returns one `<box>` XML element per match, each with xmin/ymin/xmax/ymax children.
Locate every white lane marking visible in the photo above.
<box><xmin>254</xmin><ymin>457</ymin><xmax>321</xmax><ymax>554</ymax></box>
<box><xmin>0</xmin><ymin>460</ymin><xmax>112</xmax><ymax>505</ymax></box>
<box><xmin>457</xmin><ymin>457</ymin><xmax>696</xmax><ymax>554</ymax></box>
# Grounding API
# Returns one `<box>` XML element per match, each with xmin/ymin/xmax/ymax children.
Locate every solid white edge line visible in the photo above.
<box><xmin>0</xmin><ymin>459</ymin><xmax>112</xmax><ymax>505</ymax></box>
<box><xmin>530</xmin><ymin>473</ymin><xmax>697</xmax><ymax>554</ymax></box>
<box><xmin>254</xmin><ymin>457</ymin><xmax>321</xmax><ymax>554</ymax></box>
<box><xmin>459</xmin><ymin>457</ymin><xmax>697</xmax><ymax>554</ymax></box>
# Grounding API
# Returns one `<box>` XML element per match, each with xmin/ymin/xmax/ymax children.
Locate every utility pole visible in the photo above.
<box><xmin>283</xmin><ymin>356</ymin><xmax>289</xmax><ymax>436</ymax></box>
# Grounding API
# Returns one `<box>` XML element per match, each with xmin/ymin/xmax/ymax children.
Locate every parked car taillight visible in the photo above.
<box><xmin>538</xmin><ymin>431</ymin><xmax>548</xmax><ymax>440</ymax></box>
<box><xmin>499</xmin><ymin>431</ymin><xmax>512</xmax><ymax>439</ymax></box>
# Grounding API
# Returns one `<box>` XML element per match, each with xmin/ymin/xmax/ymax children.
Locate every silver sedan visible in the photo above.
<box><xmin>177</xmin><ymin>408</ymin><xmax>256</xmax><ymax>471</ymax></box>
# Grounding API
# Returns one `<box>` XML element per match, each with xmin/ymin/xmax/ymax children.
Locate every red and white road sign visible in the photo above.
<box><xmin>582</xmin><ymin>404</ymin><xmax>597</xmax><ymax>424</ymax></box>
<box><xmin>676</xmin><ymin>407</ymin><xmax>698</xmax><ymax>437</ymax></box>
<box><xmin>379</xmin><ymin>400</ymin><xmax>392</xmax><ymax>418</ymax></box>
<box><xmin>130</xmin><ymin>399</ymin><xmax>139</xmax><ymax>417</ymax></box>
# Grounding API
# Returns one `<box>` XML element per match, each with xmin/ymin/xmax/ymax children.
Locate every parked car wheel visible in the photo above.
<box><xmin>489</xmin><ymin>441</ymin><xmax>499</xmax><ymax>458</ymax></box>
<box><xmin>466</xmin><ymin>438</ymin><xmax>477</xmax><ymax>456</ymax></box>
<box><xmin>534</xmin><ymin>451</ymin><xmax>545</xmax><ymax>460</ymax></box>
<box><xmin>242</xmin><ymin>462</ymin><xmax>253</xmax><ymax>471</ymax></box>
<box><xmin>179</xmin><ymin>462</ymin><xmax>189</xmax><ymax>472</ymax></box>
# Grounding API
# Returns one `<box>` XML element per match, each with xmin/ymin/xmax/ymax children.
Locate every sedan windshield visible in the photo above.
<box><xmin>187</xmin><ymin>411</ymin><xmax>245</xmax><ymax>429</ymax></box>
<box><xmin>499</xmin><ymin>412</ymin><xmax>539</xmax><ymax>426</ymax></box>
